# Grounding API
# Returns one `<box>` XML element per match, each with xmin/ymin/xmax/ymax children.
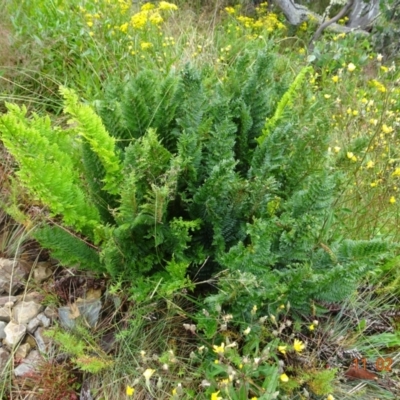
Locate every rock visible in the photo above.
<box><xmin>27</xmin><ymin>317</ymin><xmax>40</xmax><ymax>334</ymax></box>
<box><xmin>0</xmin><ymin>321</ymin><xmax>6</xmax><ymax>339</ymax></box>
<box><xmin>44</xmin><ymin>305</ymin><xmax>58</xmax><ymax>320</ymax></box>
<box><xmin>0</xmin><ymin>348</ymin><xmax>11</xmax><ymax>372</ymax></box>
<box><xmin>37</xmin><ymin>313</ymin><xmax>51</xmax><ymax>328</ymax></box>
<box><xmin>4</xmin><ymin>321</ymin><xmax>26</xmax><ymax>347</ymax></box>
<box><xmin>15</xmin><ymin>343</ymin><xmax>31</xmax><ymax>362</ymax></box>
<box><xmin>14</xmin><ymin>350</ymin><xmax>42</xmax><ymax>377</ymax></box>
<box><xmin>0</xmin><ymin>258</ymin><xmax>28</xmax><ymax>295</ymax></box>
<box><xmin>0</xmin><ymin>306</ymin><xmax>11</xmax><ymax>322</ymax></box>
<box><xmin>34</xmin><ymin>327</ymin><xmax>52</xmax><ymax>354</ymax></box>
<box><xmin>18</xmin><ymin>291</ymin><xmax>44</xmax><ymax>303</ymax></box>
<box><xmin>58</xmin><ymin>299</ymin><xmax>102</xmax><ymax>330</ymax></box>
<box><xmin>33</xmin><ymin>262</ymin><xmax>52</xmax><ymax>283</ymax></box>
<box><xmin>12</xmin><ymin>301</ymin><xmax>43</xmax><ymax>325</ymax></box>
<box><xmin>0</xmin><ymin>295</ymin><xmax>17</xmax><ymax>306</ymax></box>
<box><xmin>25</xmin><ymin>334</ymin><xmax>37</xmax><ymax>349</ymax></box>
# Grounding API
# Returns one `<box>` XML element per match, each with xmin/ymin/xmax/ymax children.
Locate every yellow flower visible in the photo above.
<box><xmin>214</xmin><ymin>359</ymin><xmax>219</xmax><ymax>364</ymax></box>
<box><xmin>347</xmin><ymin>152</ymin><xmax>354</xmax><ymax>159</ymax></box>
<box><xmin>251</xmin><ymin>398</ymin><xmax>258</xmax><ymax>400</ymax></box>
<box><xmin>309</xmin><ymin>324</ymin><xmax>315</xmax><ymax>331</ymax></box>
<box><xmin>158</xmin><ymin>1</ymin><xmax>178</xmax><ymax>11</ymax></box>
<box><xmin>87</xmin><ymin>20</ymin><xmax>93</xmax><ymax>27</ymax></box>
<box><xmin>324</xmin><ymin>94</ymin><xmax>331</xmax><ymax>99</ymax></box>
<box><xmin>126</xmin><ymin>385</ymin><xmax>135</xmax><ymax>396</ymax></box>
<box><xmin>141</xmin><ymin>2</ymin><xmax>155</xmax><ymax>10</ymax></box>
<box><xmin>366</xmin><ymin>161</ymin><xmax>374</xmax><ymax>169</ymax></box>
<box><xmin>352</xmin><ymin>110</ymin><xmax>358</xmax><ymax>116</ymax></box>
<box><xmin>119</xmin><ymin>23</ymin><xmax>128</xmax><ymax>33</ymax></box>
<box><xmin>243</xmin><ymin>327</ymin><xmax>251</xmax><ymax>335</ymax></box>
<box><xmin>326</xmin><ymin>395</ymin><xmax>335</xmax><ymax>400</ymax></box>
<box><xmin>347</xmin><ymin>63</ymin><xmax>356</xmax><ymax>72</ymax></box>
<box><xmin>334</xmin><ymin>146</ymin><xmax>341</xmax><ymax>153</ymax></box>
<box><xmin>278</xmin><ymin>345</ymin><xmax>287</xmax><ymax>354</ymax></box>
<box><xmin>331</xmin><ymin>75</ymin><xmax>339</xmax><ymax>83</ymax></box>
<box><xmin>213</xmin><ymin>343</ymin><xmax>225</xmax><ymax>354</ymax></box>
<box><xmin>280</xmin><ymin>373</ymin><xmax>289</xmax><ymax>382</ymax></box>
<box><xmin>389</xmin><ymin>196</ymin><xmax>396</xmax><ymax>204</ymax></box>
<box><xmin>225</xmin><ymin>6</ymin><xmax>236</xmax><ymax>15</ymax></box>
<box><xmin>140</xmin><ymin>41</ymin><xmax>153</xmax><ymax>50</ymax></box>
<box><xmin>382</xmin><ymin>124</ymin><xmax>393</xmax><ymax>134</ymax></box>
<box><xmin>211</xmin><ymin>391</ymin><xmax>222</xmax><ymax>400</ymax></box>
<box><xmin>293</xmin><ymin>339</ymin><xmax>305</xmax><ymax>353</ymax></box>
<box><xmin>392</xmin><ymin>168</ymin><xmax>400</xmax><ymax>177</ymax></box>
<box><xmin>251</xmin><ymin>305</ymin><xmax>257</xmax><ymax>315</ymax></box>
<box><xmin>380</xmin><ymin>65</ymin><xmax>389</xmax><ymax>73</ymax></box>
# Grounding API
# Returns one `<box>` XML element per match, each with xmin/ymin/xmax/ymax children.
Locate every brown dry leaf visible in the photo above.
<box><xmin>68</xmin><ymin>302</ymin><xmax>80</xmax><ymax>320</ymax></box>
<box><xmin>345</xmin><ymin>367</ymin><xmax>378</xmax><ymax>381</ymax></box>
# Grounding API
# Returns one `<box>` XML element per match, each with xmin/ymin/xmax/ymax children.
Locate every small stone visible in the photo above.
<box><xmin>15</xmin><ymin>343</ymin><xmax>31</xmax><ymax>362</ymax></box>
<box><xmin>18</xmin><ymin>291</ymin><xmax>44</xmax><ymax>303</ymax></box>
<box><xmin>0</xmin><ymin>258</ymin><xmax>28</xmax><ymax>295</ymax></box>
<box><xmin>14</xmin><ymin>350</ymin><xmax>42</xmax><ymax>377</ymax></box>
<box><xmin>34</xmin><ymin>327</ymin><xmax>52</xmax><ymax>354</ymax></box>
<box><xmin>25</xmin><ymin>334</ymin><xmax>37</xmax><ymax>349</ymax></box>
<box><xmin>44</xmin><ymin>306</ymin><xmax>58</xmax><ymax>320</ymax></box>
<box><xmin>33</xmin><ymin>262</ymin><xmax>52</xmax><ymax>283</ymax></box>
<box><xmin>4</xmin><ymin>321</ymin><xmax>26</xmax><ymax>347</ymax></box>
<box><xmin>27</xmin><ymin>317</ymin><xmax>40</xmax><ymax>334</ymax></box>
<box><xmin>0</xmin><ymin>321</ymin><xmax>6</xmax><ymax>339</ymax></box>
<box><xmin>0</xmin><ymin>348</ymin><xmax>11</xmax><ymax>371</ymax></box>
<box><xmin>0</xmin><ymin>296</ymin><xmax>17</xmax><ymax>306</ymax></box>
<box><xmin>0</xmin><ymin>307</ymin><xmax>11</xmax><ymax>322</ymax></box>
<box><xmin>13</xmin><ymin>301</ymin><xmax>43</xmax><ymax>325</ymax></box>
<box><xmin>37</xmin><ymin>313</ymin><xmax>51</xmax><ymax>328</ymax></box>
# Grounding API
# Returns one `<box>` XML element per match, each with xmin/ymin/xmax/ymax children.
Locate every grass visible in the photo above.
<box><xmin>0</xmin><ymin>0</ymin><xmax>400</xmax><ymax>399</ymax></box>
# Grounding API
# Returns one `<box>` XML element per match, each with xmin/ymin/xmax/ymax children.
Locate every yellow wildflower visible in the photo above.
<box><xmin>87</xmin><ymin>21</ymin><xmax>93</xmax><ymax>27</ymax></box>
<box><xmin>382</xmin><ymin>124</ymin><xmax>393</xmax><ymax>134</ymax></box>
<box><xmin>324</xmin><ymin>94</ymin><xmax>331</xmax><ymax>99</ymax></box>
<box><xmin>380</xmin><ymin>65</ymin><xmax>389</xmax><ymax>73</ymax></box>
<box><xmin>211</xmin><ymin>391</ymin><xmax>222</xmax><ymax>400</ymax></box>
<box><xmin>331</xmin><ymin>75</ymin><xmax>339</xmax><ymax>83</ymax></box>
<box><xmin>334</xmin><ymin>146</ymin><xmax>341</xmax><ymax>153</ymax></box>
<box><xmin>140</xmin><ymin>42</ymin><xmax>153</xmax><ymax>50</ymax></box>
<box><xmin>119</xmin><ymin>23</ymin><xmax>128</xmax><ymax>33</ymax></box>
<box><xmin>293</xmin><ymin>339</ymin><xmax>305</xmax><ymax>353</ymax></box>
<box><xmin>158</xmin><ymin>1</ymin><xmax>178</xmax><ymax>11</ymax></box>
<box><xmin>126</xmin><ymin>385</ymin><xmax>135</xmax><ymax>396</ymax></box>
<box><xmin>213</xmin><ymin>343</ymin><xmax>225</xmax><ymax>354</ymax></box>
<box><xmin>225</xmin><ymin>6</ymin><xmax>236</xmax><ymax>15</ymax></box>
<box><xmin>390</xmin><ymin>196</ymin><xmax>396</xmax><ymax>204</ymax></box>
<box><xmin>278</xmin><ymin>345</ymin><xmax>287</xmax><ymax>354</ymax></box>
<box><xmin>392</xmin><ymin>168</ymin><xmax>400</xmax><ymax>177</ymax></box>
<box><xmin>280</xmin><ymin>373</ymin><xmax>289</xmax><ymax>382</ymax></box>
<box><xmin>251</xmin><ymin>305</ymin><xmax>257</xmax><ymax>315</ymax></box>
<box><xmin>347</xmin><ymin>63</ymin><xmax>356</xmax><ymax>72</ymax></box>
<box><xmin>243</xmin><ymin>327</ymin><xmax>251</xmax><ymax>335</ymax></box>
<box><xmin>149</xmin><ymin>12</ymin><xmax>163</xmax><ymax>25</ymax></box>
<box><xmin>309</xmin><ymin>324</ymin><xmax>315</xmax><ymax>331</ymax></box>
<box><xmin>366</xmin><ymin>161</ymin><xmax>374</xmax><ymax>169</ymax></box>
<box><xmin>347</xmin><ymin>152</ymin><xmax>354</xmax><ymax>159</ymax></box>
<box><xmin>326</xmin><ymin>395</ymin><xmax>335</xmax><ymax>400</ymax></box>
<box><xmin>141</xmin><ymin>2</ymin><xmax>155</xmax><ymax>10</ymax></box>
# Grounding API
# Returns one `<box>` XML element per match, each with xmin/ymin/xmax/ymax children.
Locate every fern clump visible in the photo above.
<box><xmin>0</xmin><ymin>49</ymin><xmax>393</xmax><ymax>307</ymax></box>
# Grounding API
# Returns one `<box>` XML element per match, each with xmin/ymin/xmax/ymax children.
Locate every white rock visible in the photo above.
<box><xmin>0</xmin><ymin>348</ymin><xmax>11</xmax><ymax>371</ymax></box>
<box><xmin>27</xmin><ymin>317</ymin><xmax>40</xmax><ymax>334</ymax></box>
<box><xmin>34</xmin><ymin>327</ymin><xmax>52</xmax><ymax>354</ymax></box>
<box><xmin>4</xmin><ymin>321</ymin><xmax>26</xmax><ymax>347</ymax></box>
<box><xmin>0</xmin><ymin>258</ymin><xmax>28</xmax><ymax>295</ymax></box>
<box><xmin>12</xmin><ymin>301</ymin><xmax>43</xmax><ymax>325</ymax></box>
<box><xmin>0</xmin><ymin>307</ymin><xmax>11</xmax><ymax>322</ymax></box>
<box><xmin>37</xmin><ymin>313</ymin><xmax>51</xmax><ymax>328</ymax></box>
<box><xmin>0</xmin><ymin>296</ymin><xmax>17</xmax><ymax>306</ymax></box>
<box><xmin>0</xmin><ymin>321</ymin><xmax>6</xmax><ymax>339</ymax></box>
<box><xmin>14</xmin><ymin>350</ymin><xmax>42</xmax><ymax>377</ymax></box>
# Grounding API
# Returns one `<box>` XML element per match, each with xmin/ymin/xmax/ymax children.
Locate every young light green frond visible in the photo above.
<box><xmin>257</xmin><ymin>65</ymin><xmax>313</xmax><ymax>145</ymax></box>
<box><xmin>60</xmin><ymin>86</ymin><xmax>122</xmax><ymax>195</ymax></box>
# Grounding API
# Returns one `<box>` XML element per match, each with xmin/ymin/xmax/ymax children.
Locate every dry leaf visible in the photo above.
<box><xmin>68</xmin><ymin>302</ymin><xmax>80</xmax><ymax>319</ymax></box>
<box><xmin>345</xmin><ymin>367</ymin><xmax>378</xmax><ymax>381</ymax></box>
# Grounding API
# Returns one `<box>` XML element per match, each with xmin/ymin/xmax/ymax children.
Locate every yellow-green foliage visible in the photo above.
<box><xmin>257</xmin><ymin>65</ymin><xmax>313</xmax><ymax>145</ymax></box>
<box><xmin>60</xmin><ymin>86</ymin><xmax>122</xmax><ymax>195</ymax></box>
<box><xmin>0</xmin><ymin>103</ymin><xmax>100</xmax><ymax>231</ymax></box>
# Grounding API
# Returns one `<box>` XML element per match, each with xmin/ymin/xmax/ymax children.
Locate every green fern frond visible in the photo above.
<box><xmin>60</xmin><ymin>86</ymin><xmax>122</xmax><ymax>195</ymax></box>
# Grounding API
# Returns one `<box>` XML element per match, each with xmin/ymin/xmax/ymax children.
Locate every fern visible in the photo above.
<box><xmin>61</xmin><ymin>86</ymin><xmax>122</xmax><ymax>195</ymax></box>
<box><xmin>0</xmin><ymin>103</ymin><xmax>100</xmax><ymax>233</ymax></box>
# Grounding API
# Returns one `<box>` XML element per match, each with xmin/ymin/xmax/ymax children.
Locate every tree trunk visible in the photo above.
<box><xmin>273</xmin><ymin>0</ymin><xmax>379</xmax><ymax>32</ymax></box>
